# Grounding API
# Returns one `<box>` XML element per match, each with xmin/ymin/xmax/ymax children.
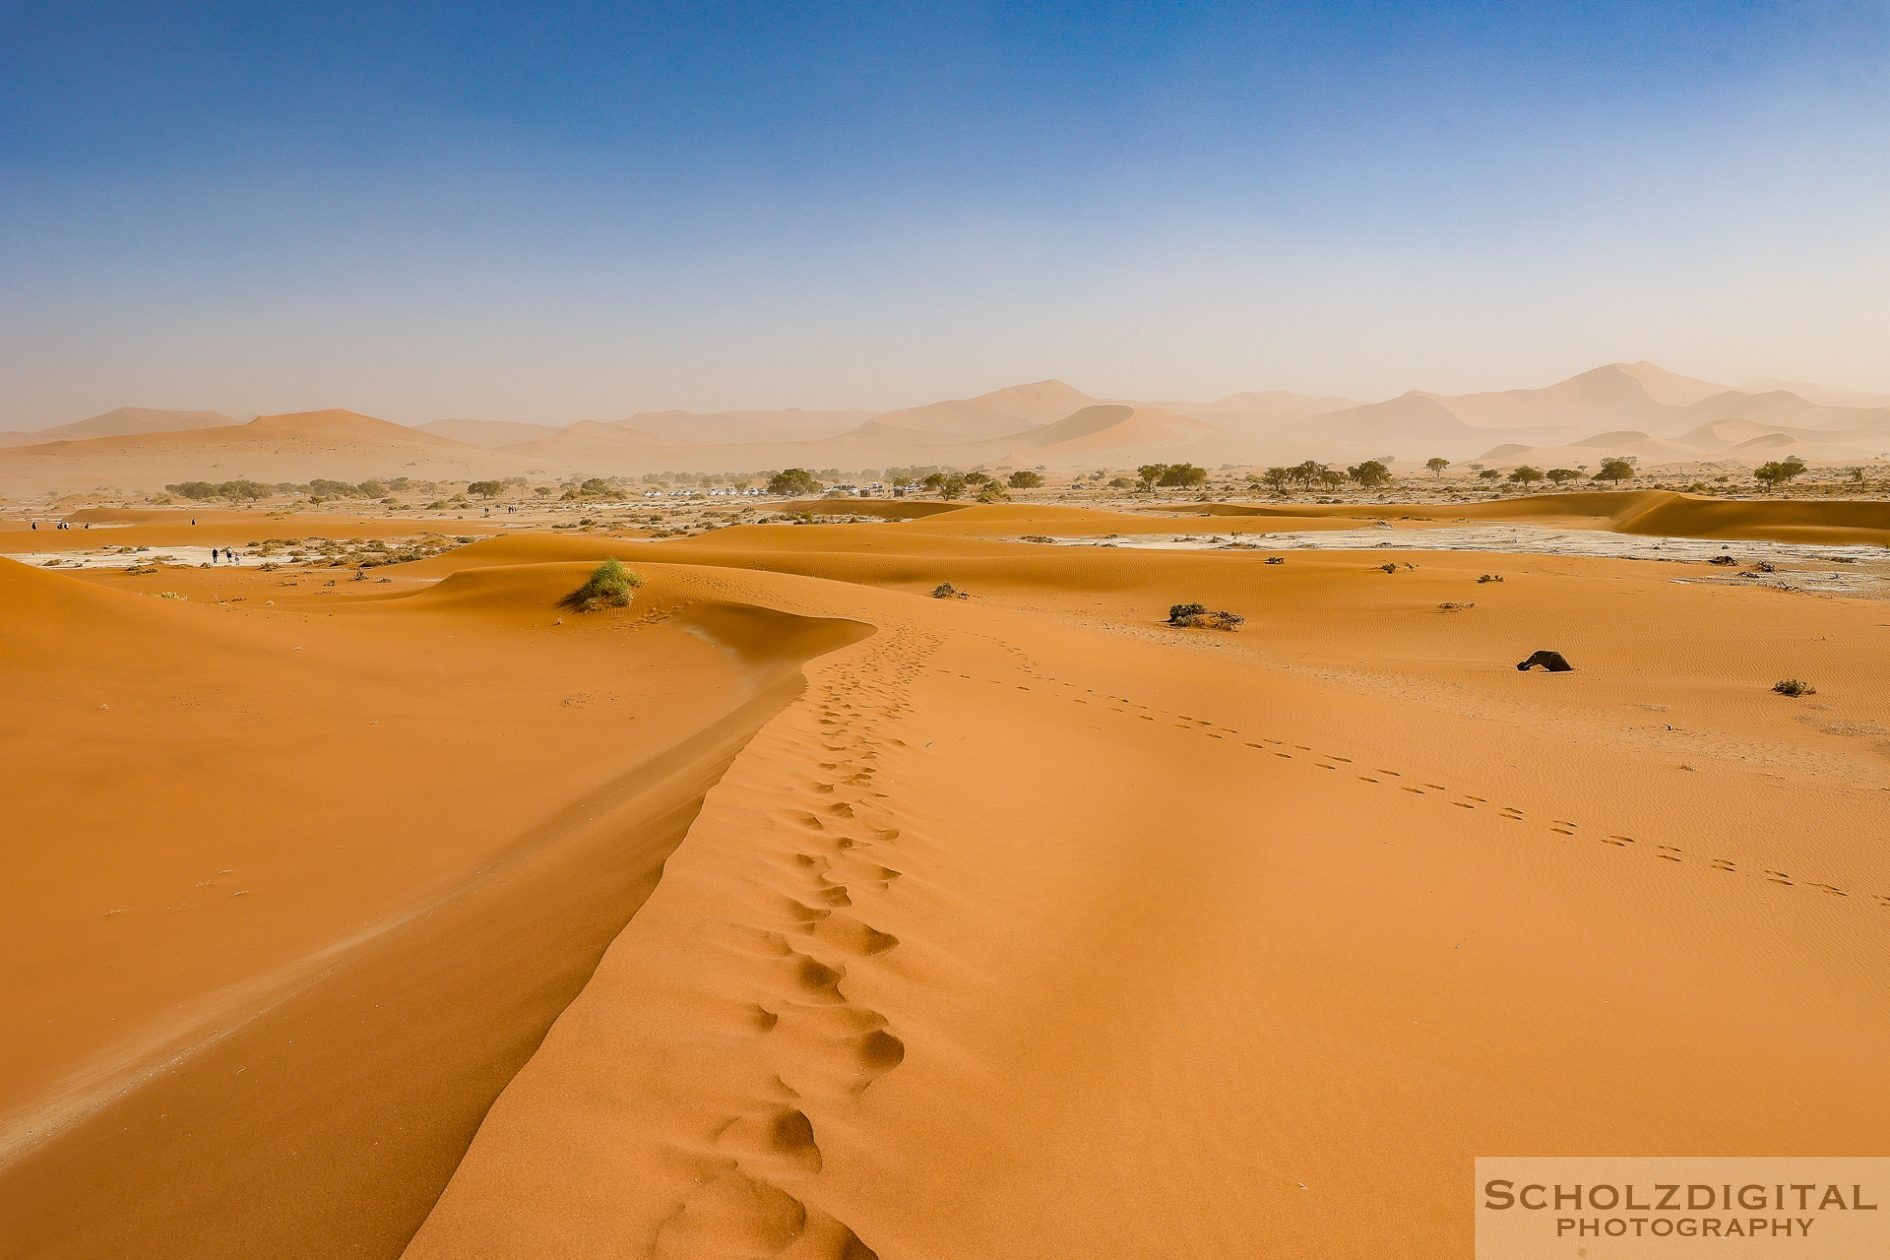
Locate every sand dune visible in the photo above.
<box><xmin>501</xmin><ymin>418</ymin><xmax>664</xmax><ymax>462</ymax></box>
<box><xmin>0</xmin><ymin>408</ymin><xmax>532</xmax><ymax>494</ymax></box>
<box><xmin>5</xmin><ymin>494</ymin><xmax>1888</xmax><ymax>1257</ymax></box>
<box><xmin>417</xmin><ymin>418</ymin><xmax>566</xmax><ymax>447</ymax></box>
<box><xmin>613</xmin><ymin>409</ymin><xmax>870</xmax><ymax>444</ymax></box>
<box><xmin>851</xmin><ymin>380</ymin><xmax>1096</xmax><ymax>440</ymax></box>
<box><xmin>989</xmin><ymin>403</ymin><xmax>1220</xmax><ymax>460</ymax></box>
<box><xmin>1157</xmin><ymin>388</ymin><xmax>1364</xmax><ymax>429</ymax></box>
<box><xmin>0</xmin><ymin>555</ymin><xmax>865</xmax><ymax>1257</ymax></box>
<box><xmin>1153</xmin><ymin>488</ymin><xmax>1890</xmax><ymax>546</ymax></box>
<box><xmin>394</xmin><ymin>509</ymin><xmax>1887</xmax><ymax>1259</ymax></box>
<box><xmin>4</xmin><ymin>365</ymin><xmax>1885</xmax><ymax>488</ymax></box>
<box><xmin>1440</xmin><ymin>361</ymin><xmax>1727</xmax><ymax>429</ymax></box>
<box><xmin>0</xmin><ymin>408</ymin><xmax>239</xmax><ymax>448</ymax></box>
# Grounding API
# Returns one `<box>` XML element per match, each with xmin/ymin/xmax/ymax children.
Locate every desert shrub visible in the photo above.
<box><xmin>1772</xmin><ymin>678</ymin><xmax>1816</xmax><ymax>697</ymax></box>
<box><xmin>1175</xmin><ymin>609</ymin><xmax>1243</xmax><ymax>631</ymax></box>
<box><xmin>1165</xmin><ymin>603</ymin><xmax>1242</xmax><ymax>630</ymax></box>
<box><xmin>1477</xmin><ymin>573</ymin><xmax>1504</xmax><ymax>583</ymax></box>
<box><xmin>565</xmin><ymin>559</ymin><xmax>642</xmax><ymax>612</ymax></box>
<box><xmin>931</xmin><ymin>582</ymin><xmax>969</xmax><ymax>599</ymax></box>
<box><xmin>1007</xmin><ymin>470</ymin><xmax>1044</xmax><ymax>489</ymax></box>
<box><xmin>1379</xmin><ymin>562</ymin><xmax>1399</xmax><ymax>574</ymax></box>
<box><xmin>1437</xmin><ymin>601</ymin><xmax>1475</xmax><ymax>612</ymax></box>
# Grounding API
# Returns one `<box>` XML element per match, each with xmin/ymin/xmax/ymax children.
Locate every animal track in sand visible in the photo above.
<box><xmin>979</xmin><ymin>647</ymin><xmax>1888</xmax><ymax>911</ymax></box>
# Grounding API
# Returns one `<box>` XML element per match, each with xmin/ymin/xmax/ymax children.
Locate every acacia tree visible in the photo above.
<box><xmin>1546</xmin><ymin>468</ymin><xmax>1580</xmax><ymax>484</ymax></box>
<box><xmin>1007</xmin><ymin>470</ymin><xmax>1044</xmax><ymax>489</ymax></box>
<box><xmin>1508</xmin><ymin>465</ymin><xmax>1544</xmax><ymax>485</ymax></box>
<box><xmin>1291</xmin><ymin>460</ymin><xmax>1331</xmax><ymax>488</ymax></box>
<box><xmin>1753</xmin><ymin>457</ymin><xmax>1807</xmax><ymax>488</ymax></box>
<box><xmin>1348</xmin><ymin>460</ymin><xmax>1392</xmax><ymax>488</ymax></box>
<box><xmin>766</xmin><ymin>468</ymin><xmax>822</xmax><ymax>495</ymax></box>
<box><xmin>1425</xmin><ymin>457</ymin><xmax>1450</xmax><ymax>478</ymax></box>
<box><xmin>1592</xmin><ymin>457</ymin><xmax>1635</xmax><ymax>482</ymax></box>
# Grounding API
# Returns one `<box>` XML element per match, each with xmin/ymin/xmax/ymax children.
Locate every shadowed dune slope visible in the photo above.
<box><xmin>0</xmin><ymin>557</ymin><xmax>867</xmax><ymax>1259</ymax></box>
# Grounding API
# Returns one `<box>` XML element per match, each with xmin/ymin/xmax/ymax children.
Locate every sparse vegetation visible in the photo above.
<box><xmin>1007</xmin><ymin>470</ymin><xmax>1044</xmax><ymax>489</ymax></box>
<box><xmin>925</xmin><ymin>472</ymin><xmax>969</xmax><ymax>500</ymax></box>
<box><xmin>766</xmin><ymin>468</ymin><xmax>822</xmax><ymax>496</ymax></box>
<box><xmin>1348</xmin><ymin>460</ymin><xmax>1392</xmax><ymax>488</ymax></box>
<box><xmin>932</xmin><ymin>582</ymin><xmax>969</xmax><ymax>599</ymax></box>
<box><xmin>1138</xmin><ymin>463</ymin><xmax>1208</xmax><ymax>489</ymax></box>
<box><xmin>1771</xmin><ymin>678</ymin><xmax>1816</xmax><ymax>697</ymax></box>
<box><xmin>1166</xmin><ymin>602</ymin><xmax>1244</xmax><ymax>631</ymax></box>
<box><xmin>1592</xmin><ymin>457</ymin><xmax>1635</xmax><ymax>482</ymax></box>
<box><xmin>1754</xmin><ymin>457</ymin><xmax>1807</xmax><ymax>488</ymax></box>
<box><xmin>163</xmin><ymin>479</ymin><xmax>272</xmax><ymax>501</ymax></box>
<box><xmin>564</xmin><ymin>559</ymin><xmax>642</xmax><ymax>612</ymax></box>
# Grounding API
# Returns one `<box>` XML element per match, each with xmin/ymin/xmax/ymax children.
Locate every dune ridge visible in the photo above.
<box><xmin>0</xmin><ymin>557</ymin><xmax>868</xmax><ymax>1258</ymax></box>
<box><xmin>399</xmin><ymin>521</ymin><xmax>1890</xmax><ymax>1259</ymax></box>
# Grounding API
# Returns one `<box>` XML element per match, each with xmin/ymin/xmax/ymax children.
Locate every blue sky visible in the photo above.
<box><xmin>3</xmin><ymin>1</ymin><xmax>1887</xmax><ymax>425</ymax></box>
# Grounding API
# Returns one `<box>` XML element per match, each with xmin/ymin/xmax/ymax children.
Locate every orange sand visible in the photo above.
<box><xmin>2</xmin><ymin>494</ymin><xmax>1886</xmax><ymax>1258</ymax></box>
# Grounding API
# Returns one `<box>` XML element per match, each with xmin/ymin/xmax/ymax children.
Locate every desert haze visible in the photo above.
<box><xmin>5</xmin><ymin>362</ymin><xmax>1889</xmax><ymax>496</ymax></box>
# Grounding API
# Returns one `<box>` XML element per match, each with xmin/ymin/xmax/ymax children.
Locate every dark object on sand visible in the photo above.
<box><xmin>1516</xmin><ymin>650</ymin><xmax>1573</xmax><ymax>673</ymax></box>
<box><xmin>1168</xmin><ymin>602</ymin><xmax>1244</xmax><ymax>631</ymax></box>
<box><xmin>1708</xmin><ymin>554</ymin><xmax>1737</xmax><ymax>566</ymax></box>
<box><xmin>932</xmin><ymin>582</ymin><xmax>969</xmax><ymax>599</ymax></box>
<box><xmin>1264</xmin><ymin>555</ymin><xmax>1285</xmax><ymax>564</ymax></box>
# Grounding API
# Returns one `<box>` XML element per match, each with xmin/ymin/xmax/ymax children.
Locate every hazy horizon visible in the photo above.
<box><xmin>10</xmin><ymin>357</ymin><xmax>1889</xmax><ymax>436</ymax></box>
<box><xmin>4</xmin><ymin>2</ymin><xmax>1887</xmax><ymax>427</ymax></box>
